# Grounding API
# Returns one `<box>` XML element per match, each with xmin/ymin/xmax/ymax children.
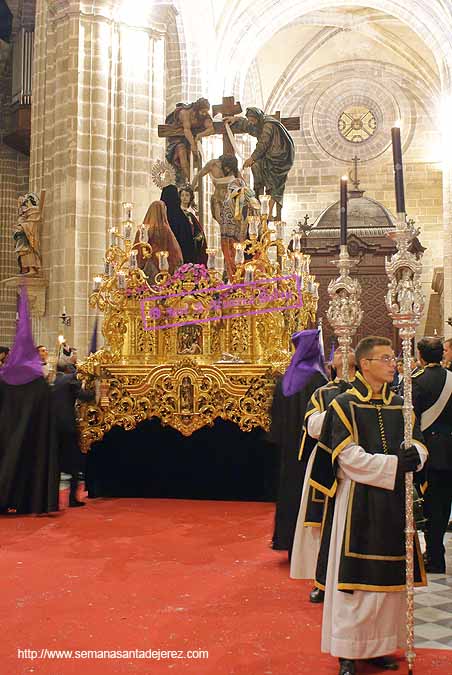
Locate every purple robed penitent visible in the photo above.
<box><xmin>0</xmin><ymin>286</ymin><xmax>43</xmax><ymax>385</ymax></box>
<box><xmin>281</xmin><ymin>329</ymin><xmax>326</xmax><ymax>397</ymax></box>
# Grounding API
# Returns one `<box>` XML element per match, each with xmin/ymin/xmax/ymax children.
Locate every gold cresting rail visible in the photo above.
<box><xmin>78</xmin><ymin>201</ymin><xmax>319</xmax><ymax>450</ymax></box>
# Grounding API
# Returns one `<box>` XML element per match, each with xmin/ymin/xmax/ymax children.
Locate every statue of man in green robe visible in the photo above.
<box><xmin>224</xmin><ymin>107</ymin><xmax>295</xmax><ymax>219</ymax></box>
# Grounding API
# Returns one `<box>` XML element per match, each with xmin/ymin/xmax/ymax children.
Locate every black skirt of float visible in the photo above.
<box><xmin>85</xmin><ymin>417</ymin><xmax>279</xmax><ymax>502</ymax></box>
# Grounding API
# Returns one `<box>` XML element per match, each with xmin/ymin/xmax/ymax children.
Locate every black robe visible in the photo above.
<box><xmin>0</xmin><ymin>377</ymin><xmax>59</xmax><ymax>514</ymax></box>
<box><xmin>269</xmin><ymin>372</ymin><xmax>327</xmax><ymax>552</ymax></box>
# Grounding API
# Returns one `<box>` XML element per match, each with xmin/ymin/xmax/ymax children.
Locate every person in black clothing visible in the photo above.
<box><xmin>444</xmin><ymin>337</ymin><xmax>452</xmax><ymax>372</ymax></box>
<box><xmin>52</xmin><ymin>364</ymin><xmax>95</xmax><ymax>507</ymax></box>
<box><xmin>160</xmin><ymin>185</ymin><xmax>196</xmax><ymax>263</ymax></box>
<box><xmin>413</xmin><ymin>337</ymin><xmax>452</xmax><ymax>573</ymax></box>
<box><xmin>269</xmin><ymin>329</ymin><xmax>327</xmax><ymax>558</ymax></box>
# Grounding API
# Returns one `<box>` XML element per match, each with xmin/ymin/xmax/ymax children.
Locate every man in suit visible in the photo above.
<box><xmin>413</xmin><ymin>337</ymin><xmax>452</xmax><ymax>573</ymax></box>
<box><xmin>52</xmin><ymin>364</ymin><xmax>94</xmax><ymax>506</ymax></box>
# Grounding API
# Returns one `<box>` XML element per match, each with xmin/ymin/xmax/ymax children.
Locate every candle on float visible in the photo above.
<box><xmin>234</xmin><ymin>243</ymin><xmax>245</xmax><ymax>265</ymax></box>
<box><xmin>293</xmin><ymin>252</ymin><xmax>302</xmax><ymax>274</ymax></box>
<box><xmin>124</xmin><ymin>222</ymin><xmax>133</xmax><ymax>241</ymax></box>
<box><xmin>206</xmin><ymin>248</ymin><xmax>216</xmax><ymax>270</ymax></box>
<box><xmin>391</xmin><ymin>123</ymin><xmax>406</xmax><ymax>214</ymax></box>
<box><xmin>129</xmin><ymin>250</ymin><xmax>138</xmax><ymax>269</ymax></box>
<box><xmin>215</xmin><ymin>256</ymin><xmax>224</xmax><ymax>277</ymax></box>
<box><xmin>109</xmin><ymin>228</ymin><xmax>117</xmax><ymax>247</ymax></box>
<box><xmin>248</xmin><ymin>216</ymin><xmax>260</xmax><ymax>238</ymax></box>
<box><xmin>293</xmin><ymin>233</ymin><xmax>301</xmax><ymax>252</ymax></box>
<box><xmin>157</xmin><ymin>251</ymin><xmax>169</xmax><ymax>271</ymax></box>
<box><xmin>93</xmin><ymin>276</ymin><xmax>102</xmax><ymax>291</ymax></box>
<box><xmin>244</xmin><ymin>264</ymin><xmax>255</xmax><ymax>283</ymax></box>
<box><xmin>340</xmin><ymin>175</ymin><xmax>348</xmax><ymax>246</ymax></box>
<box><xmin>260</xmin><ymin>194</ymin><xmax>270</xmax><ymax>216</ymax></box>
<box><xmin>122</xmin><ymin>202</ymin><xmax>133</xmax><ymax>222</ymax></box>
<box><xmin>62</xmin><ymin>305</ymin><xmax>67</xmax><ymax>316</ymax></box>
<box><xmin>117</xmin><ymin>271</ymin><xmax>126</xmax><ymax>290</ymax></box>
<box><xmin>104</xmin><ymin>261</ymin><xmax>112</xmax><ymax>277</ymax></box>
<box><xmin>275</xmin><ymin>221</ymin><xmax>284</xmax><ymax>240</ymax></box>
<box><xmin>139</xmin><ymin>225</ymin><xmax>147</xmax><ymax>243</ymax></box>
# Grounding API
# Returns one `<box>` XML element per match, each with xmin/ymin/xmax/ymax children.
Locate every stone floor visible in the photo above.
<box><xmin>415</xmin><ymin>532</ymin><xmax>452</xmax><ymax>649</ymax></box>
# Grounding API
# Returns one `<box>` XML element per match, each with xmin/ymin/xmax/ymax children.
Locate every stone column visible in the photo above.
<box><xmin>30</xmin><ymin>0</ymin><xmax>171</xmax><ymax>354</ymax></box>
<box><xmin>443</xmin><ymin>162</ymin><xmax>452</xmax><ymax>335</ymax></box>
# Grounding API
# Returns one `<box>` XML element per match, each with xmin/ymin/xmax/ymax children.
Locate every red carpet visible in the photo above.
<box><xmin>0</xmin><ymin>499</ymin><xmax>450</xmax><ymax>674</ymax></box>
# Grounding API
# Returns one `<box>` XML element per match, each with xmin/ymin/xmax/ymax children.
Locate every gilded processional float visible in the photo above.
<box><xmin>78</xmin><ymin>199</ymin><xmax>319</xmax><ymax>452</ymax></box>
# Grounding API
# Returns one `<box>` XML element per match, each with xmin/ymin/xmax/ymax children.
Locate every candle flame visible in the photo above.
<box><xmin>393</xmin><ymin>120</ymin><xmax>401</xmax><ymax>128</ymax></box>
<box><xmin>341</xmin><ymin>175</ymin><xmax>348</xmax><ymax>181</ymax></box>
<box><xmin>58</xmin><ymin>335</ymin><xmax>65</xmax><ymax>344</ymax></box>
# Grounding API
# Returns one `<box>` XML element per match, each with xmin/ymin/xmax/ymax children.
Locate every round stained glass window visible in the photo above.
<box><xmin>338</xmin><ymin>106</ymin><xmax>377</xmax><ymax>143</ymax></box>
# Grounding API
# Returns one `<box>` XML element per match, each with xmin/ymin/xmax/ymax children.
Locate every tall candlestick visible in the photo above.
<box><xmin>340</xmin><ymin>175</ymin><xmax>348</xmax><ymax>246</ymax></box>
<box><xmin>391</xmin><ymin>124</ymin><xmax>406</xmax><ymax>214</ymax></box>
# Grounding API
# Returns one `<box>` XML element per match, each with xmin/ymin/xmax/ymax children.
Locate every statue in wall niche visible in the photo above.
<box><xmin>13</xmin><ymin>191</ymin><xmax>45</xmax><ymax>276</ymax></box>
<box><xmin>180</xmin><ymin>376</ymin><xmax>194</xmax><ymax>413</ymax></box>
<box><xmin>160</xmin><ymin>98</ymin><xmax>215</xmax><ymax>184</ymax></box>
<box><xmin>223</xmin><ymin>107</ymin><xmax>295</xmax><ymax>220</ymax></box>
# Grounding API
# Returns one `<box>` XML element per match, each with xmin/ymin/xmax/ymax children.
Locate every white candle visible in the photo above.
<box><xmin>124</xmin><ymin>223</ymin><xmax>132</xmax><ymax>241</ymax></box>
<box><xmin>275</xmin><ymin>221</ymin><xmax>284</xmax><ymax>240</ymax></box>
<box><xmin>93</xmin><ymin>276</ymin><xmax>102</xmax><ymax>291</ymax></box>
<box><xmin>293</xmin><ymin>233</ymin><xmax>301</xmax><ymax>252</ymax></box>
<box><xmin>260</xmin><ymin>194</ymin><xmax>270</xmax><ymax>215</ymax></box>
<box><xmin>104</xmin><ymin>261</ymin><xmax>112</xmax><ymax>277</ymax></box>
<box><xmin>62</xmin><ymin>305</ymin><xmax>67</xmax><ymax>315</ymax></box>
<box><xmin>234</xmin><ymin>243</ymin><xmax>244</xmax><ymax>265</ymax></box>
<box><xmin>248</xmin><ymin>216</ymin><xmax>260</xmax><ymax>238</ymax></box>
<box><xmin>206</xmin><ymin>249</ymin><xmax>216</xmax><ymax>271</ymax></box>
<box><xmin>158</xmin><ymin>251</ymin><xmax>169</xmax><ymax>271</ymax></box>
<box><xmin>244</xmin><ymin>264</ymin><xmax>254</xmax><ymax>283</ymax></box>
<box><xmin>123</xmin><ymin>202</ymin><xmax>133</xmax><ymax>222</ymax></box>
<box><xmin>139</xmin><ymin>225</ymin><xmax>147</xmax><ymax>243</ymax></box>
<box><xmin>109</xmin><ymin>228</ymin><xmax>117</xmax><ymax>247</ymax></box>
<box><xmin>129</xmin><ymin>250</ymin><xmax>138</xmax><ymax>269</ymax></box>
<box><xmin>117</xmin><ymin>271</ymin><xmax>126</xmax><ymax>290</ymax></box>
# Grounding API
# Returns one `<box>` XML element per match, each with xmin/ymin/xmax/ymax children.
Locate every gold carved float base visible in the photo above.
<box><xmin>79</xmin><ymin>358</ymin><xmax>278</xmax><ymax>451</ymax></box>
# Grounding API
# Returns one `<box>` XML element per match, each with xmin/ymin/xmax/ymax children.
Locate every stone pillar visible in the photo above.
<box><xmin>443</xmin><ymin>161</ymin><xmax>452</xmax><ymax>336</ymax></box>
<box><xmin>30</xmin><ymin>0</ymin><xmax>171</xmax><ymax>354</ymax></box>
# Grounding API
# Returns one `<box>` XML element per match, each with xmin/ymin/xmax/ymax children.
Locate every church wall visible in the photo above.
<box><xmin>29</xmin><ymin>0</ymin><xmax>170</xmax><ymax>356</ymax></box>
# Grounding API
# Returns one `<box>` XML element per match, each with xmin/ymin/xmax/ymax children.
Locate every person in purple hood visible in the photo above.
<box><xmin>0</xmin><ymin>288</ymin><xmax>59</xmax><ymax>514</ymax></box>
<box><xmin>268</xmin><ymin>329</ymin><xmax>327</xmax><ymax>558</ymax></box>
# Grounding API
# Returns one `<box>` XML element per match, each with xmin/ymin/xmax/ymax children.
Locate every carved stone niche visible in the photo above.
<box><xmin>300</xmin><ymin>190</ymin><xmax>425</xmax><ymax>351</ymax></box>
<box><xmin>2</xmin><ymin>275</ymin><xmax>48</xmax><ymax>317</ymax></box>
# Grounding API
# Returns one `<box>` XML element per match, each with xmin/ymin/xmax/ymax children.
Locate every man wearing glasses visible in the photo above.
<box><xmin>311</xmin><ymin>336</ymin><xmax>427</xmax><ymax>675</ymax></box>
<box><xmin>413</xmin><ymin>337</ymin><xmax>452</xmax><ymax>573</ymax></box>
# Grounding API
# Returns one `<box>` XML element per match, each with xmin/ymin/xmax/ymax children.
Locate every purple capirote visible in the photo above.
<box><xmin>0</xmin><ymin>286</ymin><xmax>44</xmax><ymax>385</ymax></box>
<box><xmin>281</xmin><ymin>329</ymin><xmax>327</xmax><ymax>397</ymax></box>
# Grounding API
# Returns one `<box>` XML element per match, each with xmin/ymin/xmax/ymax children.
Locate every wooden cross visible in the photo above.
<box><xmin>211</xmin><ymin>96</ymin><xmax>243</xmax><ymax>156</ymax></box>
<box><xmin>269</xmin><ymin>110</ymin><xmax>301</xmax><ymax>132</ymax></box>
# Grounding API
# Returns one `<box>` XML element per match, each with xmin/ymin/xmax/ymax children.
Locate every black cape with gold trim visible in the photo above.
<box><xmin>310</xmin><ymin>372</ymin><xmax>427</xmax><ymax>592</ymax></box>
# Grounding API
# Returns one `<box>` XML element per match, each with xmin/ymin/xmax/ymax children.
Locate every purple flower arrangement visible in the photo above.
<box><xmin>163</xmin><ymin>263</ymin><xmax>209</xmax><ymax>287</ymax></box>
<box><xmin>125</xmin><ymin>284</ymin><xmax>149</xmax><ymax>298</ymax></box>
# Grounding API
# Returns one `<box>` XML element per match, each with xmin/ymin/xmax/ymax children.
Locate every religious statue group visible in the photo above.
<box><xmin>152</xmin><ymin>97</ymin><xmax>295</xmax><ymax>280</ymax></box>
